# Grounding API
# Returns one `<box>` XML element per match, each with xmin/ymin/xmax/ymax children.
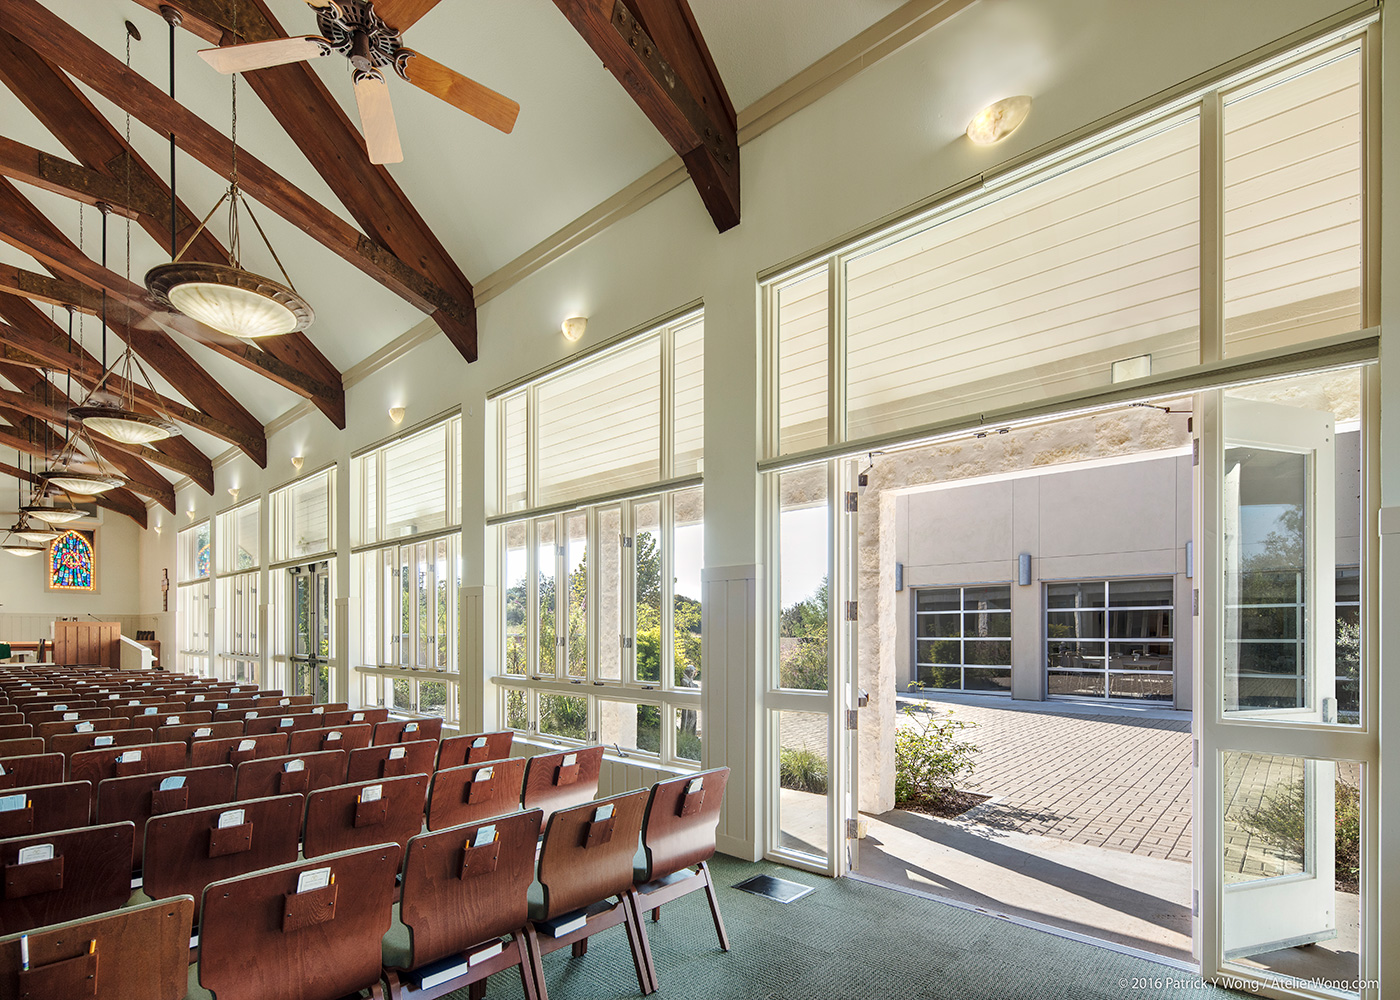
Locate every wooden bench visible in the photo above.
<box><xmin>345</xmin><ymin>739</ymin><xmax>438</xmax><ymax>784</ymax></box>
<box><xmin>373</xmin><ymin>717</ymin><xmax>444</xmax><ymax>747</ymax></box>
<box><xmin>521</xmin><ymin>745</ymin><xmax>604</xmax><ymax>828</ymax></box>
<box><xmin>0</xmin><ymin>753</ymin><xmax>65</xmax><ymax>790</ymax></box>
<box><xmin>190</xmin><ymin>844</ymin><xmax>403</xmax><ymax>1000</ymax></box>
<box><xmin>70</xmin><ymin>742</ymin><xmax>189</xmax><ymax>788</ymax></box>
<box><xmin>0</xmin><ymin>896</ymin><xmax>195</xmax><ymax>1000</ymax></box>
<box><xmin>190</xmin><ymin>733</ymin><xmax>291</xmax><ymax>768</ymax></box>
<box><xmin>426</xmin><ymin>758</ymin><xmax>527</xmax><ymax>832</ymax></box>
<box><xmin>287</xmin><ymin>725</ymin><xmax>372</xmax><ymax>756</ymax></box>
<box><xmin>235</xmin><ymin>751</ymin><xmax>348</xmax><ymax>801</ymax></box>
<box><xmin>436</xmin><ymin>730</ymin><xmax>512</xmax><ymax>769</ymax></box>
<box><xmin>0</xmin><ymin>780</ymin><xmax>92</xmax><ymax>838</ymax></box>
<box><xmin>139</xmin><ymin>794</ymin><xmax>304</xmax><ymax>922</ymax></box>
<box><xmin>97</xmin><ymin>765</ymin><xmax>237</xmax><ymax>865</ymax></box>
<box><xmin>0</xmin><ymin>821</ymin><xmax>135</xmax><ymax>932</ymax></box>
<box><xmin>302</xmin><ymin>774</ymin><xmax>429</xmax><ymax>860</ymax></box>
<box><xmin>384</xmin><ymin>809</ymin><xmax>544</xmax><ymax>1000</ymax></box>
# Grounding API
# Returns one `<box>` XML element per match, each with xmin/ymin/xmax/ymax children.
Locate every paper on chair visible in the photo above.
<box><xmin>237</xmin><ymin>739</ymin><xmax>256</xmax><ymax>751</ymax></box>
<box><xmin>280</xmin><ymin>718</ymin><xmax>294</xmax><ymax>728</ymax></box>
<box><xmin>360</xmin><ymin>784</ymin><xmax>382</xmax><ymax>803</ymax></box>
<box><xmin>159</xmin><ymin>776</ymin><xmax>186</xmax><ymax>791</ymax></box>
<box><xmin>473</xmin><ymin>824</ymin><xmax>496</xmax><ymax>847</ymax></box>
<box><xmin>563</xmin><ymin>753</ymin><xmax>577</xmax><ymax>766</ymax></box>
<box><xmin>688</xmin><ymin>777</ymin><xmax>704</xmax><ymax>793</ymax></box>
<box><xmin>94</xmin><ymin>735</ymin><xmax>114</xmax><ymax>747</ymax></box>
<box><xmin>194</xmin><ymin>727</ymin><xmax>212</xmax><ymax>738</ymax></box>
<box><xmin>296</xmin><ymin>867</ymin><xmax>331</xmax><ymax>893</ymax></box>
<box><xmin>388</xmin><ymin>747</ymin><xmax>406</xmax><ymax>760</ymax></box>
<box><xmin>0</xmin><ymin>794</ymin><xmax>25</xmax><ymax>813</ymax></box>
<box><xmin>62</xmin><ymin>712</ymin><xmax>78</xmax><ymax>721</ymax></box>
<box><xmin>17</xmin><ymin>844</ymin><xmax>53</xmax><ymax>865</ymax></box>
<box><xmin>118</xmin><ymin>750</ymin><xmax>142</xmax><ymax>763</ymax></box>
<box><xmin>594</xmin><ymin>802</ymin><xmax>614</xmax><ymax>821</ymax></box>
<box><xmin>473</xmin><ymin>767</ymin><xmax>493</xmax><ymax>783</ymax></box>
<box><xmin>217</xmin><ymin>808</ymin><xmax>244</xmax><ymax>829</ymax></box>
<box><xmin>166</xmin><ymin>716</ymin><xmax>181</xmax><ymax>726</ymax></box>
<box><xmin>471</xmin><ymin>737</ymin><xmax>487</xmax><ymax>748</ymax></box>
<box><xmin>74</xmin><ymin>722</ymin><xmax>94</xmax><ymax>733</ymax></box>
<box><xmin>284</xmin><ymin>759</ymin><xmax>305</xmax><ymax>773</ymax></box>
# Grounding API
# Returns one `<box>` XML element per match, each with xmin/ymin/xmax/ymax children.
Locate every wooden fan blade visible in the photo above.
<box><xmin>198</xmin><ymin>36</ymin><xmax>332</xmax><ymax>74</ymax></box>
<box><xmin>398</xmin><ymin>50</ymin><xmax>519</xmax><ymax>134</ymax></box>
<box><xmin>371</xmin><ymin>0</ymin><xmax>443</xmax><ymax>31</ymax></box>
<box><xmin>355</xmin><ymin>74</ymin><xmax>404</xmax><ymax>164</ymax></box>
<box><xmin>144</xmin><ymin>310</ymin><xmax>246</xmax><ymax>352</ymax></box>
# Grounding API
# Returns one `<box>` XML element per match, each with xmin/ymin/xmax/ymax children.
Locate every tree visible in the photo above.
<box><xmin>780</xmin><ymin>575</ymin><xmax>829</xmax><ymax>690</ymax></box>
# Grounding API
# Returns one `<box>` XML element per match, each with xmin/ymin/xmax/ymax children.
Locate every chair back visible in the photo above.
<box><xmin>0</xmin><ymin>822</ymin><xmax>134</xmax><ymax>931</ymax></box>
<box><xmin>436</xmin><ymin>729</ymin><xmax>512</xmax><ymax>768</ymax></box>
<box><xmin>639</xmin><ymin>767</ymin><xmax>729</xmax><ymax>881</ymax></box>
<box><xmin>302</xmin><ymin>774</ymin><xmax>428</xmax><ymax>859</ymax></box>
<box><xmin>71</xmin><ymin>741</ymin><xmax>188</xmax><ymax>787</ymax></box>
<box><xmin>141</xmin><ymin>794</ymin><xmax>303</xmax><ymax>919</ymax></box>
<box><xmin>235</xmin><ymin>751</ymin><xmax>348</xmax><ymax>800</ymax></box>
<box><xmin>97</xmin><ymin>765</ymin><xmax>237</xmax><ymax>865</ymax></box>
<box><xmin>195</xmin><ymin>844</ymin><xmax>402</xmax><ymax>1000</ymax></box>
<box><xmin>0</xmin><ymin>738</ymin><xmax>43</xmax><ymax>759</ymax></box>
<box><xmin>0</xmin><ymin>896</ymin><xmax>194</xmax><ymax>1000</ymax></box>
<box><xmin>345</xmin><ymin>739</ymin><xmax>437</xmax><ymax>783</ymax></box>
<box><xmin>535</xmin><ymin>789</ymin><xmax>648</xmax><ymax>918</ymax></box>
<box><xmin>24</xmin><ymin>708</ymin><xmax>109</xmax><ymax>725</ymax></box>
<box><xmin>0</xmin><ymin>753</ymin><xmax>64</xmax><ymax>790</ymax></box>
<box><xmin>287</xmin><ymin>724</ymin><xmax>372</xmax><ymax>756</ymax></box>
<box><xmin>0</xmin><ymin>781</ymin><xmax>91</xmax><ymax>838</ymax></box>
<box><xmin>157</xmin><ymin>720</ymin><xmax>244</xmax><ymax>748</ymax></box>
<box><xmin>37</xmin><ymin>716</ymin><xmax>131</xmax><ymax>744</ymax></box>
<box><xmin>426</xmin><ymin>758</ymin><xmax>526</xmax><ymax>831</ymax></box>
<box><xmin>0</xmin><ymin>726</ymin><xmax>30</xmax><ymax>742</ymax></box>
<box><xmin>191</xmin><ymin>732</ymin><xmax>291</xmax><ymax>768</ymax></box>
<box><xmin>397</xmin><ymin>809</ymin><xmax>543</xmax><ymax>969</ymax></box>
<box><xmin>372</xmin><ymin>716</ymin><xmax>443</xmax><ymax>746</ymax></box>
<box><xmin>522</xmin><ymin>744</ymin><xmax>603</xmax><ymax>828</ymax></box>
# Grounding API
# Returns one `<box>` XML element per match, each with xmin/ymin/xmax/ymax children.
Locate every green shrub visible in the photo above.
<box><xmin>893</xmin><ymin>707</ymin><xmax>978</xmax><ymax>808</ymax></box>
<box><xmin>779</xmin><ymin>746</ymin><xmax>828</xmax><ymax>794</ymax></box>
<box><xmin>1233</xmin><ymin>775</ymin><xmax>1362</xmax><ymax>892</ymax></box>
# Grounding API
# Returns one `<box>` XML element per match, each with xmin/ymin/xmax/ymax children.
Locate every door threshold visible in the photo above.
<box><xmin>846</xmin><ymin>870</ymin><xmax>1198</xmax><ymax>975</ymax></box>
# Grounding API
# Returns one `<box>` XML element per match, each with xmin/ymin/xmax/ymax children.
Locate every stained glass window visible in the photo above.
<box><xmin>49</xmin><ymin>530</ymin><xmax>95</xmax><ymax>592</ymax></box>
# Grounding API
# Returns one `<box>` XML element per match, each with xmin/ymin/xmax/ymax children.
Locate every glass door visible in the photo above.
<box><xmin>289</xmin><ymin>561</ymin><xmax>331</xmax><ymax>702</ymax></box>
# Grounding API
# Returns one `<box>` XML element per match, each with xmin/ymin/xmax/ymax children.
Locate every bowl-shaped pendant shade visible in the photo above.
<box><xmin>2</xmin><ymin>542</ymin><xmax>44</xmax><ymax>557</ymax></box>
<box><xmin>14</xmin><ymin>526</ymin><xmax>62</xmax><ymax>543</ymax></box>
<box><xmin>22</xmin><ymin>505</ymin><xmax>84</xmax><ymax>525</ymax></box>
<box><xmin>38</xmin><ymin>470</ymin><xmax>125</xmax><ymax>495</ymax></box>
<box><xmin>71</xmin><ymin>406</ymin><xmax>179</xmax><ymax>445</ymax></box>
<box><xmin>147</xmin><ymin>262</ymin><xmax>313</xmax><ymax>340</ymax></box>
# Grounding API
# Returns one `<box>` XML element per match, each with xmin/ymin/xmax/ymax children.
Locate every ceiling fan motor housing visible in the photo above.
<box><xmin>319</xmin><ymin>1</ymin><xmax>410</xmax><ymax>82</ymax></box>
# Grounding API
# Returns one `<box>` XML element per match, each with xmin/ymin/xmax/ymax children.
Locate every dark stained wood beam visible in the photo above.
<box><xmin>126</xmin><ymin>0</ymin><xmax>483</xmax><ymax>361</ymax></box>
<box><xmin>0</xmin><ymin>177</ymin><xmax>267</xmax><ymax>466</ymax></box>
<box><xmin>0</xmin><ymin>3</ymin><xmax>476</xmax><ymax>356</ymax></box>
<box><xmin>0</xmin><ymin>409</ymin><xmax>172</xmax><ymax>513</ymax></box>
<box><xmin>0</xmin><ymin>263</ymin><xmax>101</xmax><ymax>315</ymax></box>
<box><xmin>551</xmin><ymin>0</ymin><xmax>739</xmax><ymax>232</ymax></box>
<box><xmin>0</xmin><ymin>134</ymin><xmax>170</xmax><ymax>221</ymax></box>
<box><xmin>0</xmin><ymin>457</ymin><xmax>146</xmax><ymax>528</ymax></box>
<box><xmin>0</xmin><ymin>37</ymin><xmax>347</xmax><ymax>427</ymax></box>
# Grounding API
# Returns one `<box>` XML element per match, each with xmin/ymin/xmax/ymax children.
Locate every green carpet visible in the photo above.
<box><xmin>428</xmin><ymin>854</ymin><xmax>1245</xmax><ymax>1000</ymax></box>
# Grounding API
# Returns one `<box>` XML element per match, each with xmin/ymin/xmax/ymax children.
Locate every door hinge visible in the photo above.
<box><xmin>558</xmin><ymin>635</ymin><xmax>566</xmax><ymax>647</ymax></box>
<box><xmin>622</xmin><ymin>535</ymin><xmax>633</xmax><ymax>549</ymax></box>
<box><xmin>1192</xmin><ymin>738</ymin><xmax>1199</xmax><ymax>768</ymax></box>
<box><xmin>845</xmin><ymin>601</ymin><xmax>858</xmax><ymax>622</ymax></box>
<box><xmin>846</xmin><ymin>709</ymin><xmax>859</xmax><ymax>730</ymax></box>
<box><xmin>1192</xmin><ymin>438</ymin><xmax>1200</xmax><ymax>466</ymax></box>
<box><xmin>845</xmin><ymin>818</ymin><xmax>860</xmax><ymax>839</ymax></box>
<box><xmin>1192</xmin><ymin>889</ymin><xmax>1199</xmax><ymax>917</ymax></box>
<box><xmin>1192</xmin><ymin>588</ymin><xmax>1199</xmax><ymax>617</ymax></box>
<box><xmin>621</xmin><ymin>635</ymin><xmax>633</xmax><ymax>649</ymax></box>
<box><xmin>844</xmin><ymin>491</ymin><xmax>858</xmax><ymax>513</ymax></box>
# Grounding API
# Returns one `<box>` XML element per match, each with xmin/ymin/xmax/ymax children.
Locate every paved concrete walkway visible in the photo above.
<box><xmin>900</xmin><ymin>695</ymin><xmax>1194</xmax><ymax>863</ymax></box>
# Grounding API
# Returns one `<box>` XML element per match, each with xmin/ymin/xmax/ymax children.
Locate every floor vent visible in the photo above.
<box><xmin>732</xmin><ymin>874</ymin><xmax>815</xmax><ymax>904</ymax></box>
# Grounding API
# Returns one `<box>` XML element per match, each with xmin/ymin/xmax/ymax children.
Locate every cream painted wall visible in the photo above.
<box><xmin>136</xmin><ymin>0</ymin><xmax>1379</xmax><ymax>874</ymax></box>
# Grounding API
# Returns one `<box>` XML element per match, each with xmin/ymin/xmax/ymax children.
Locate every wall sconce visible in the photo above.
<box><xmin>186</xmin><ymin>509</ymin><xmax>197</xmax><ymax>522</ymax></box>
<box><xmin>291</xmin><ymin>455</ymin><xmax>304</xmax><ymax>472</ymax></box>
<box><xmin>153</xmin><ymin>523</ymin><xmax>162</xmax><ymax>534</ymax></box>
<box><xmin>966</xmin><ymin>95</ymin><xmax>1032</xmax><ymax>145</ymax></box>
<box><xmin>227</xmin><ymin>487</ymin><xmax>240</xmax><ymax>502</ymax></box>
<box><xmin>1018</xmin><ymin>552</ymin><xmax>1033</xmax><ymax>586</ymax></box>
<box><xmin>561</xmin><ymin>316</ymin><xmax>587</xmax><ymax>342</ymax></box>
<box><xmin>388</xmin><ymin>406</ymin><xmax>405</xmax><ymax>425</ymax></box>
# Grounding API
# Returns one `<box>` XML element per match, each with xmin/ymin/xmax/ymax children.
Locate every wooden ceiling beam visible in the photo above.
<box><xmin>0</xmin><ymin>409</ymin><xmax>173</xmax><ymax>513</ymax></box>
<box><xmin>0</xmin><ymin>37</ymin><xmax>346</xmax><ymax>428</ymax></box>
<box><xmin>0</xmin><ymin>177</ymin><xmax>268</xmax><ymax>467</ymax></box>
<box><xmin>551</xmin><ymin>0</ymin><xmax>739</xmax><ymax>232</ymax></box>
<box><xmin>0</xmin><ymin>262</ymin><xmax>100</xmax><ymax>315</ymax></box>
<box><xmin>127</xmin><ymin>0</ymin><xmax>483</xmax><ymax>361</ymax></box>
<box><xmin>0</xmin><ymin>3</ymin><xmax>476</xmax><ymax>354</ymax></box>
<box><xmin>0</xmin><ymin>134</ymin><xmax>169</xmax><ymax>222</ymax></box>
<box><xmin>0</xmin><ymin>458</ymin><xmax>147</xmax><ymax>528</ymax></box>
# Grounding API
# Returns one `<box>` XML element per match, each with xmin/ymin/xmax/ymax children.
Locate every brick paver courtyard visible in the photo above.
<box><xmin>903</xmin><ymin>697</ymin><xmax>1195</xmax><ymax>863</ymax></box>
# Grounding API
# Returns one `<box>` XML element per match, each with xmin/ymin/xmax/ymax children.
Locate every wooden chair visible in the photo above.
<box><xmin>50</xmin><ymin>728</ymin><xmax>155</xmax><ymax>764</ymax></box>
<box><xmin>0</xmin><ymin>738</ymin><xmax>43</xmax><ymax>759</ymax></box>
<box><xmin>156</xmin><ymin>720</ymin><xmax>244</xmax><ymax>749</ymax></box>
<box><xmin>301</xmin><ymin>774</ymin><xmax>428</xmax><ymax>860</ymax></box>
<box><xmin>0</xmin><ymin>896</ymin><xmax>195</xmax><ymax>1000</ymax></box>
<box><xmin>24</xmin><ymin>708</ymin><xmax>111</xmax><ymax>725</ymax></box>
<box><xmin>70</xmin><ymin>741</ymin><xmax>188</xmax><ymax>788</ymax></box>
<box><xmin>525</xmin><ymin>789</ymin><xmax>655</xmax><ymax>996</ymax></box>
<box><xmin>521</xmin><ymin>745</ymin><xmax>604</xmax><ymax>828</ymax></box>
<box><xmin>0</xmin><ymin>754</ymin><xmax>64</xmax><ymax>791</ymax></box>
<box><xmin>36</xmin><ymin>716</ymin><xmax>131</xmax><ymax>745</ymax></box>
<box><xmin>383</xmin><ymin>809</ymin><xmax>544</xmax><ymax>1000</ymax></box>
<box><xmin>345</xmin><ymin>739</ymin><xmax>438</xmax><ymax>784</ymax></box>
<box><xmin>0</xmin><ymin>821</ymin><xmax>135</xmax><ymax>932</ymax></box>
<box><xmin>287</xmin><ymin>724</ymin><xmax>372</xmax><ymax>755</ymax></box>
<box><xmin>235</xmin><ymin>751</ymin><xmax>348</xmax><ymax>801</ymax></box>
<box><xmin>138</xmin><ymin>794</ymin><xmax>303</xmax><ymax>922</ymax></box>
<box><xmin>97</xmin><ymin>765</ymin><xmax>237</xmax><ymax>865</ymax></box>
<box><xmin>632</xmin><ymin>768</ymin><xmax>731</xmax><ymax>985</ymax></box>
<box><xmin>371</xmin><ymin>717</ymin><xmax>443</xmax><ymax>747</ymax></box>
<box><xmin>0</xmin><ymin>780</ymin><xmax>92</xmax><ymax>838</ymax></box>
<box><xmin>426</xmin><ymin>758</ymin><xmax>526</xmax><ymax>832</ymax></box>
<box><xmin>190</xmin><ymin>732</ymin><xmax>291</xmax><ymax>768</ymax></box>
<box><xmin>188</xmin><ymin>844</ymin><xmax>402</xmax><ymax>1000</ymax></box>
<box><xmin>436</xmin><ymin>730</ymin><xmax>512</xmax><ymax>769</ymax></box>
<box><xmin>0</xmin><ymin>726</ymin><xmax>31</xmax><ymax>742</ymax></box>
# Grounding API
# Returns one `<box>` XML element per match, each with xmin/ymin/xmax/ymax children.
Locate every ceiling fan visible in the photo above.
<box><xmin>197</xmin><ymin>0</ymin><xmax>520</xmax><ymax>164</ymax></box>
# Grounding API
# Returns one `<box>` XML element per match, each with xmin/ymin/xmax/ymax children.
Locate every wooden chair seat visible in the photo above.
<box><xmin>384</xmin><ymin>809</ymin><xmax>543</xmax><ymax>1000</ymax></box>
<box><xmin>235</xmin><ymin>750</ymin><xmax>348</xmax><ymax>800</ymax></box>
<box><xmin>0</xmin><ymin>780</ymin><xmax>92</xmax><ymax>838</ymax></box>
<box><xmin>372</xmin><ymin>717</ymin><xmax>443</xmax><ymax>747</ymax></box>
<box><xmin>0</xmin><ymin>821</ymin><xmax>135</xmax><ymax>932</ymax></box>
<box><xmin>525</xmin><ymin>789</ymin><xmax>655</xmax><ymax>997</ymax></box>
<box><xmin>426</xmin><ymin>758</ymin><xmax>526</xmax><ymax>832</ymax></box>
<box><xmin>97</xmin><ymin>765</ymin><xmax>237</xmax><ymax>865</ymax></box>
<box><xmin>0</xmin><ymin>896</ymin><xmax>195</xmax><ymax>1000</ymax></box>
<box><xmin>188</xmin><ymin>844</ymin><xmax>401</xmax><ymax>1000</ymax></box>
<box><xmin>302</xmin><ymin>774</ymin><xmax>428</xmax><ymax>859</ymax></box>
<box><xmin>190</xmin><ymin>732</ymin><xmax>291</xmax><ymax>768</ymax></box>
<box><xmin>521</xmin><ymin>745</ymin><xmax>604</xmax><ymax>829</ymax></box>
<box><xmin>436</xmin><ymin>730</ymin><xmax>511</xmax><ymax>769</ymax></box>
<box><xmin>346</xmin><ymin>739</ymin><xmax>438</xmax><ymax>783</ymax></box>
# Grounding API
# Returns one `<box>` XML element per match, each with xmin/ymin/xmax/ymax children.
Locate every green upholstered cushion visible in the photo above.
<box><xmin>126</xmin><ymin>888</ymin><xmax>152</xmax><ymax>907</ymax></box>
<box><xmin>633</xmin><ymin>845</ymin><xmax>651</xmax><ymax>884</ymax></box>
<box><xmin>526</xmin><ymin>880</ymin><xmax>547</xmax><ymax>921</ymax></box>
<box><xmin>382</xmin><ymin>903</ymin><xmax>413</xmax><ymax>971</ymax></box>
<box><xmin>185</xmin><ymin>961</ymin><xmax>214</xmax><ymax>1000</ymax></box>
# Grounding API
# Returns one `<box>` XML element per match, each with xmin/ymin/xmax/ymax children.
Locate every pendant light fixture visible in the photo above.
<box><xmin>3</xmin><ymin>450</ymin><xmax>47</xmax><ymax>558</ymax></box>
<box><xmin>22</xmin><ymin>500</ymin><xmax>84</xmax><ymax>525</ymax></box>
<box><xmin>144</xmin><ymin>45</ymin><xmax>312</xmax><ymax>340</ymax></box>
